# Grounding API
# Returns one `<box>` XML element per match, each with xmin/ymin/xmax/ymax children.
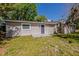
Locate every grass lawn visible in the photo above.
<box><xmin>0</xmin><ymin>35</ymin><xmax>79</xmax><ymax>56</ymax></box>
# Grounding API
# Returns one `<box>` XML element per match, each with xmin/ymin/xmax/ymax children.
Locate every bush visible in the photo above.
<box><xmin>0</xmin><ymin>31</ymin><xmax>5</xmax><ymax>41</ymax></box>
<box><xmin>55</xmin><ymin>33</ymin><xmax>79</xmax><ymax>43</ymax></box>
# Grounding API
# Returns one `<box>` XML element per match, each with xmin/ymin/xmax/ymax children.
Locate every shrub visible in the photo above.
<box><xmin>0</xmin><ymin>31</ymin><xmax>5</xmax><ymax>41</ymax></box>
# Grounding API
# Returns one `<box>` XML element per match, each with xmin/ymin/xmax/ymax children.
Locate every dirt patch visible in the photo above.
<box><xmin>0</xmin><ymin>48</ymin><xmax>6</xmax><ymax>55</ymax></box>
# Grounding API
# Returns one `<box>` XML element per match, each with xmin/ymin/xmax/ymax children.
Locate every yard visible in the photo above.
<box><xmin>0</xmin><ymin>35</ymin><xmax>79</xmax><ymax>56</ymax></box>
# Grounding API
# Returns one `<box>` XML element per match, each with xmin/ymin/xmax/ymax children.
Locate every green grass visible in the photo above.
<box><xmin>0</xmin><ymin>35</ymin><xmax>79</xmax><ymax>56</ymax></box>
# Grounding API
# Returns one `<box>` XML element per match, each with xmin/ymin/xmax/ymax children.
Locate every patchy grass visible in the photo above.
<box><xmin>0</xmin><ymin>35</ymin><xmax>79</xmax><ymax>56</ymax></box>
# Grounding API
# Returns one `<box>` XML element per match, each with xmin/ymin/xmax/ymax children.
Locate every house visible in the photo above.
<box><xmin>5</xmin><ymin>20</ymin><xmax>58</xmax><ymax>37</ymax></box>
<box><xmin>3</xmin><ymin>20</ymin><xmax>76</xmax><ymax>37</ymax></box>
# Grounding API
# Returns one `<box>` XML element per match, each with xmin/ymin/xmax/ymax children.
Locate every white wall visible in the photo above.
<box><xmin>6</xmin><ymin>22</ymin><xmax>55</xmax><ymax>37</ymax></box>
<box><xmin>20</xmin><ymin>23</ymin><xmax>31</xmax><ymax>36</ymax></box>
<box><xmin>31</xmin><ymin>24</ymin><xmax>55</xmax><ymax>37</ymax></box>
<box><xmin>45</xmin><ymin>25</ymin><xmax>54</xmax><ymax>35</ymax></box>
<box><xmin>31</xmin><ymin>24</ymin><xmax>41</xmax><ymax>35</ymax></box>
<box><xmin>6</xmin><ymin>22</ymin><xmax>21</xmax><ymax>37</ymax></box>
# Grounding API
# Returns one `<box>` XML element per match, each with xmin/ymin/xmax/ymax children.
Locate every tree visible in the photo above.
<box><xmin>74</xmin><ymin>18</ymin><xmax>79</xmax><ymax>29</ymax></box>
<box><xmin>67</xmin><ymin>7</ymin><xmax>78</xmax><ymax>24</ymax></box>
<box><xmin>9</xmin><ymin>3</ymin><xmax>37</xmax><ymax>21</ymax></box>
<box><xmin>0</xmin><ymin>3</ymin><xmax>15</xmax><ymax>20</ymax></box>
<box><xmin>67</xmin><ymin>4</ymin><xmax>79</xmax><ymax>29</ymax></box>
<box><xmin>34</xmin><ymin>15</ymin><xmax>47</xmax><ymax>22</ymax></box>
<box><xmin>0</xmin><ymin>3</ymin><xmax>37</xmax><ymax>21</ymax></box>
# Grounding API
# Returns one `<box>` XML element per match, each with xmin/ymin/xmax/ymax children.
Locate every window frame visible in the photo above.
<box><xmin>21</xmin><ymin>23</ymin><xmax>31</xmax><ymax>30</ymax></box>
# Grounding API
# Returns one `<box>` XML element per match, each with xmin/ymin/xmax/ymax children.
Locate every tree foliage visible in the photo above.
<box><xmin>67</xmin><ymin>6</ymin><xmax>78</xmax><ymax>24</ymax></box>
<box><xmin>74</xmin><ymin>19</ymin><xmax>79</xmax><ymax>29</ymax></box>
<box><xmin>0</xmin><ymin>3</ymin><xmax>15</xmax><ymax>20</ymax></box>
<box><xmin>34</xmin><ymin>15</ymin><xmax>47</xmax><ymax>22</ymax></box>
<box><xmin>0</xmin><ymin>3</ymin><xmax>37</xmax><ymax>21</ymax></box>
<box><xmin>67</xmin><ymin>4</ymin><xmax>79</xmax><ymax>29</ymax></box>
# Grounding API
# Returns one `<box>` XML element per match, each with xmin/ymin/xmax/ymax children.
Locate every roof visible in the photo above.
<box><xmin>5</xmin><ymin>20</ymin><xmax>58</xmax><ymax>25</ymax></box>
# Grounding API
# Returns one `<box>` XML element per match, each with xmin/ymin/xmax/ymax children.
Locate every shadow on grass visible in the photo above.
<box><xmin>5</xmin><ymin>36</ymin><xmax>20</xmax><ymax>41</ymax></box>
<box><xmin>55</xmin><ymin>32</ymin><xmax>79</xmax><ymax>43</ymax></box>
<box><xmin>0</xmin><ymin>36</ymin><xmax>20</xmax><ymax>45</ymax></box>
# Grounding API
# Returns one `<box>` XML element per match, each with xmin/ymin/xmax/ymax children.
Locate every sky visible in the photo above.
<box><xmin>36</xmin><ymin>3</ymin><xmax>73</xmax><ymax>21</ymax></box>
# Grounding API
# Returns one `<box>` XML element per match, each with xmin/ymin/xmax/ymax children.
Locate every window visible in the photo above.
<box><xmin>22</xmin><ymin>24</ymin><xmax>30</xmax><ymax>30</ymax></box>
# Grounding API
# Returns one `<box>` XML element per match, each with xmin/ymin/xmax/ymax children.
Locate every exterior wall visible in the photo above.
<box><xmin>6</xmin><ymin>22</ymin><xmax>55</xmax><ymax>37</ymax></box>
<box><xmin>31</xmin><ymin>23</ymin><xmax>41</xmax><ymax>35</ymax></box>
<box><xmin>64</xmin><ymin>25</ymin><xmax>69</xmax><ymax>34</ymax></box>
<box><xmin>6</xmin><ymin>22</ymin><xmax>32</xmax><ymax>37</ymax></box>
<box><xmin>20</xmin><ymin>23</ymin><xmax>31</xmax><ymax>36</ymax></box>
<box><xmin>6</xmin><ymin>22</ymin><xmax>21</xmax><ymax>37</ymax></box>
<box><xmin>31</xmin><ymin>24</ymin><xmax>55</xmax><ymax>37</ymax></box>
<box><xmin>54</xmin><ymin>24</ymin><xmax>58</xmax><ymax>33</ymax></box>
<box><xmin>45</xmin><ymin>24</ymin><xmax>55</xmax><ymax>35</ymax></box>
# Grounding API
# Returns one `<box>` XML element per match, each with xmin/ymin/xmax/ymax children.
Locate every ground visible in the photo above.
<box><xmin>0</xmin><ymin>35</ymin><xmax>79</xmax><ymax>56</ymax></box>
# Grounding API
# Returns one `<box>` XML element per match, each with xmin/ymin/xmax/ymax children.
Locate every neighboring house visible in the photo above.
<box><xmin>5</xmin><ymin>20</ymin><xmax>58</xmax><ymax>37</ymax></box>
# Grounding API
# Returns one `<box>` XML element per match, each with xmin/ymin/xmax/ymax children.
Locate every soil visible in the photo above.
<box><xmin>0</xmin><ymin>47</ymin><xmax>6</xmax><ymax>55</ymax></box>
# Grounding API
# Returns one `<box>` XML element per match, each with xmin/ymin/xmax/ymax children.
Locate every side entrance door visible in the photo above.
<box><xmin>41</xmin><ymin>25</ymin><xmax>45</xmax><ymax>34</ymax></box>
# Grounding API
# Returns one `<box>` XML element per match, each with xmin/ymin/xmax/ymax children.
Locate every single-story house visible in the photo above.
<box><xmin>5</xmin><ymin>20</ymin><xmax>58</xmax><ymax>37</ymax></box>
<box><xmin>2</xmin><ymin>20</ymin><xmax>75</xmax><ymax>37</ymax></box>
